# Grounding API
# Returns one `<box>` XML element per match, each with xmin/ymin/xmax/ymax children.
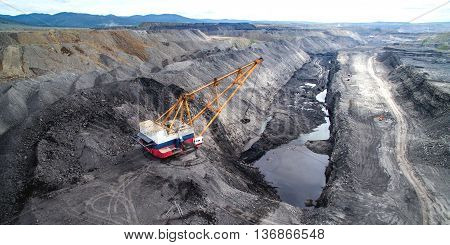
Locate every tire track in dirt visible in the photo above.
<box><xmin>84</xmin><ymin>163</ymin><xmax>154</xmax><ymax>224</ymax></box>
<box><xmin>368</xmin><ymin>56</ymin><xmax>433</xmax><ymax>224</ymax></box>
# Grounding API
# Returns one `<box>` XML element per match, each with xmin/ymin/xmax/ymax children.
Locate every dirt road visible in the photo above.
<box><xmin>319</xmin><ymin>51</ymin><xmax>439</xmax><ymax>224</ymax></box>
<box><xmin>368</xmin><ymin>56</ymin><xmax>432</xmax><ymax>224</ymax></box>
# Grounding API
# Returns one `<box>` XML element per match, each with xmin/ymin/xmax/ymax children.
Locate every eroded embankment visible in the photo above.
<box><xmin>378</xmin><ymin>51</ymin><xmax>450</xmax><ymax>117</ymax></box>
<box><xmin>0</xmin><ymin>29</ymin><xmax>254</xmax><ymax>136</ymax></box>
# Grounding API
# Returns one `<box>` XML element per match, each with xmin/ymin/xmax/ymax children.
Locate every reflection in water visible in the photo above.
<box><xmin>254</xmin><ymin>89</ymin><xmax>330</xmax><ymax>208</ymax></box>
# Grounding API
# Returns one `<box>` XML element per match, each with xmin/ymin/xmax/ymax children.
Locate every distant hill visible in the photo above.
<box><xmin>0</xmin><ymin>12</ymin><xmax>199</xmax><ymax>28</ymax></box>
<box><xmin>138</xmin><ymin>22</ymin><xmax>257</xmax><ymax>31</ymax></box>
<box><xmin>0</xmin><ymin>12</ymin><xmax>448</xmax><ymax>32</ymax></box>
<box><xmin>0</xmin><ymin>16</ymin><xmax>33</xmax><ymax>30</ymax></box>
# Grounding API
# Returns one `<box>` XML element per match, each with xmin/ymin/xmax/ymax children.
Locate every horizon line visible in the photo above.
<box><xmin>1</xmin><ymin>11</ymin><xmax>449</xmax><ymax>24</ymax></box>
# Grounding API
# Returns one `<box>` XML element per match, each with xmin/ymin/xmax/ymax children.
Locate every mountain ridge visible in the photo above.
<box><xmin>0</xmin><ymin>12</ymin><xmax>449</xmax><ymax>30</ymax></box>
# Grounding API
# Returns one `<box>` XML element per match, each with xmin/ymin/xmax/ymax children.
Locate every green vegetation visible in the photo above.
<box><xmin>421</xmin><ymin>32</ymin><xmax>450</xmax><ymax>51</ymax></box>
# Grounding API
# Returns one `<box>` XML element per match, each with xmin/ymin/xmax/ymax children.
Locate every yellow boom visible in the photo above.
<box><xmin>155</xmin><ymin>58</ymin><xmax>263</xmax><ymax>136</ymax></box>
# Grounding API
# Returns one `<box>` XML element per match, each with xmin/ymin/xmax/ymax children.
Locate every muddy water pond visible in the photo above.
<box><xmin>254</xmin><ymin>90</ymin><xmax>330</xmax><ymax>208</ymax></box>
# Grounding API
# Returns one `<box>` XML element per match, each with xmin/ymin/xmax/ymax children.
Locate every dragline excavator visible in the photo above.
<box><xmin>137</xmin><ymin>58</ymin><xmax>263</xmax><ymax>158</ymax></box>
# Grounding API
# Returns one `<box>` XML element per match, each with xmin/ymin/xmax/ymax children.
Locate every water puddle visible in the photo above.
<box><xmin>254</xmin><ymin>89</ymin><xmax>330</xmax><ymax>208</ymax></box>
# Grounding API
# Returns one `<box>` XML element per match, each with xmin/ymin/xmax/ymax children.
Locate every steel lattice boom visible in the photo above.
<box><xmin>155</xmin><ymin>58</ymin><xmax>263</xmax><ymax>136</ymax></box>
<box><xmin>137</xmin><ymin>58</ymin><xmax>263</xmax><ymax>158</ymax></box>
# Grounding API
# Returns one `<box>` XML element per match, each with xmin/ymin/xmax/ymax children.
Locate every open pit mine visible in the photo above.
<box><xmin>0</xmin><ymin>22</ymin><xmax>448</xmax><ymax>225</ymax></box>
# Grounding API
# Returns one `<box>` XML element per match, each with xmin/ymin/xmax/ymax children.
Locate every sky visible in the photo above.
<box><xmin>0</xmin><ymin>0</ymin><xmax>449</xmax><ymax>23</ymax></box>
